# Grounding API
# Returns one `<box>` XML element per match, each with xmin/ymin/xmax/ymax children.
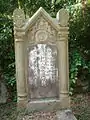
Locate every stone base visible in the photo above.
<box><xmin>26</xmin><ymin>98</ymin><xmax>70</xmax><ymax>113</ymax></box>
<box><xmin>60</xmin><ymin>95</ymin><xmax>70</xmax><ymax>109</ymax></box>
<box><xmin>17</xmin><ymin>100</ymin><xmax>27</xmax><ymax>109</ymax></box>
<box><xmin>26</xmin><ymin>99</ymin><xmax>60</xmax><ymax>113</ymax></box>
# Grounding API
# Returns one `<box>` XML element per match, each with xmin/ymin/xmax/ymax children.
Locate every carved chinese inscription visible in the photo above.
<box><xmin>28</xmin><ymin>44</ymin><xmax>59</xmax><ymax>99</ymax></box>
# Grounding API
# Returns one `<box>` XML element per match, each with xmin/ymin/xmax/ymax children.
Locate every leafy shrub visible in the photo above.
<box><xmin>69</xmin><ymin>6</ymin><xmax>90</xmax><ymax>94</ymax></box>
<box><xmin>0</xmin><ymin>16</ymin><xmax>16</xmax><ymax>101</ymax></box>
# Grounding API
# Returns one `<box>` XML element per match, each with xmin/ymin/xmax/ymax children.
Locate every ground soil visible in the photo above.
<box><xmin>0</xmin><ymin>93</ymin><xmax>90</xmax><ymax>120</ymax></box>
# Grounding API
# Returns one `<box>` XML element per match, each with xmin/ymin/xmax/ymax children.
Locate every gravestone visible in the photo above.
<box><xmin>0</xmin><ymin>68</ymin><xmax>8</xmax><ymax>103</ymax></box>
<box><xmin>0</xmin><ymin>81</ymin><xmax>8</xmax><ymax>103</ymax></box>
<box><xmin>13</xmin><ymin>7</ymin><xmax>76</xmax><ymax>119</ymax></box>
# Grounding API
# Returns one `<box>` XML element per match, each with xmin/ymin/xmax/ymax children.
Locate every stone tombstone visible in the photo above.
<box><xmin>13</xmin><ymin>7</ymin><xmax>70</xmax><ymax>111</ymax></box>
<box><xmin>0</xmin><ymin>68</ymin><xmax>8</xmax><ymax>103</ymax></box>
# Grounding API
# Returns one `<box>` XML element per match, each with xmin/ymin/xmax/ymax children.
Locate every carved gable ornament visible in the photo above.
<box><xmin>26</xmin><ymin>7</ymin><xmax>60</xmax><ymax>43</ymax></box>
<box><xmin>13</xmin><ymin>7</ymin><xmax>69</xmax><ymax>43</ymax></box>
<box><xmin>27</xmin><ymin>17</ymin><xmax>57</xmax><ymax>43</ymax></box>
<box><xmin>25</xmin><ymin>7</ymin><xmax>60</xmax><ymax>31</ymax></box>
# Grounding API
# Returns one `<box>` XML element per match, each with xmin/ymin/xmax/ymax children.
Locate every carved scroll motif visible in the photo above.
<box><xmin>13</xmin><ymin>9</ymin><xmax>25</xmax><ymax>28</ymax></box>
<box><xmin>28</xmin><ymin>17</ymin><xmax>57</xmax><ymax>43</ymax></box>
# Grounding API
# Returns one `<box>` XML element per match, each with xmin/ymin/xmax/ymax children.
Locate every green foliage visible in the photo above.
<box><xmin>87</xmin><ymin>0</ymin><xmax>90</xmax><ymax>6</ymax></box>
<box><xmin>0</xmin><ymin>12</ymin><xmax>16</xmax><ymax>100</ymax></box>
<box><xmin>69</xmin><ymin>5</ymin><xmax>90</xmax><ymax>94</ymax></box>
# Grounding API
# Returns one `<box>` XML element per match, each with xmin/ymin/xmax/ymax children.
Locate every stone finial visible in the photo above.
<box><xmin>56</xmin><ymin>8</ymin><xmax>69</xmax><ymax>27</ymax></box>
<box><xmin>13</xmin><ymin>8</ymin><xmax>25</xmax><ymax>28</ymax></box>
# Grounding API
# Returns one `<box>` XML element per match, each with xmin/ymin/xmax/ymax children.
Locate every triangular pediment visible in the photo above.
<box><xmin>24</xmin><ymin>7</ymin><xmax>59</xmax><ymax>32</ymax></box>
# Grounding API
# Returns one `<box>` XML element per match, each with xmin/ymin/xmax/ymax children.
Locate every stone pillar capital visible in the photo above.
<box><xmin>14</xmin><ymin>30</ymin><xmax>25</xmax><ymax>41</ymax></box>
<box><xmin>57</xmin><ymin>30</ymin><xmax>69</xmax><ymax>41</ymax></box>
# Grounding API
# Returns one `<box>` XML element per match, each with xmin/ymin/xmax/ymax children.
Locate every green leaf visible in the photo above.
<box><xmin>56</xmin><ymin>0</ymin><xmax>61</xmax><ymax>4</ymax></box>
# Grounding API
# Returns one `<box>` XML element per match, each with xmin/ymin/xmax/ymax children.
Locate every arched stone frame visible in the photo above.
<box><xmin>13</xmin><ymin>7</ymin><xmax>70</xmax><ymax>110</ymax></box>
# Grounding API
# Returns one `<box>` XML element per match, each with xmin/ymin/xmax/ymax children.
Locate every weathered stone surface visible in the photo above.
<box><xmin>13</xmin><ymin>8</ymin><xmax>25</xmax><ymax>28</ymax></box>
<box><xmin>28</xmin><ymin>44</ymin><xmax>59</xmax><ymax>99</ymax></box>
<box><xmin>13</xmin><ymin>7</ymin><xmax>70</xmax><ymax>111</ymax></box>
<box><xmin>0</xmin><ymin>76</ymin><xmax>8</xmax><ymax>103</ymax></box>
<box><xmin>57</xmin><ymin>8</ymin><xmax>69</xmax><ymax>26</ymax></box>
<box><xmin>27</xmin><ymin>17</ymin><xmax>57</xmax><ymax>43</ymax></box>
<box><xmin>56</xmin><ymin>110</ymin><xmax>77</xmax><ymax>120</ymax></box>
<box><xmin>26</xmin><ymin>99</ymin><xmax>61</xmax><ymax>113</ymax></box>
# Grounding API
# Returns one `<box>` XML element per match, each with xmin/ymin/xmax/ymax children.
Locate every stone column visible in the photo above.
<box><xmin>13</xmin><ymin>9</ymin><xmax>27</xmax><ymax>108</ymax></box>
<box><xmin>56</xmin><ymin>9</ymin><xmax>70</xmax><ymax>108</ymax></box>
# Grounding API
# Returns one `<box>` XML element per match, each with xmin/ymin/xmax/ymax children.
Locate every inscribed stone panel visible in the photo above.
<box><xmin>28</xmin><ymin>43</ymin><xmax>59</xmax><ymax>99</ymax></box>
